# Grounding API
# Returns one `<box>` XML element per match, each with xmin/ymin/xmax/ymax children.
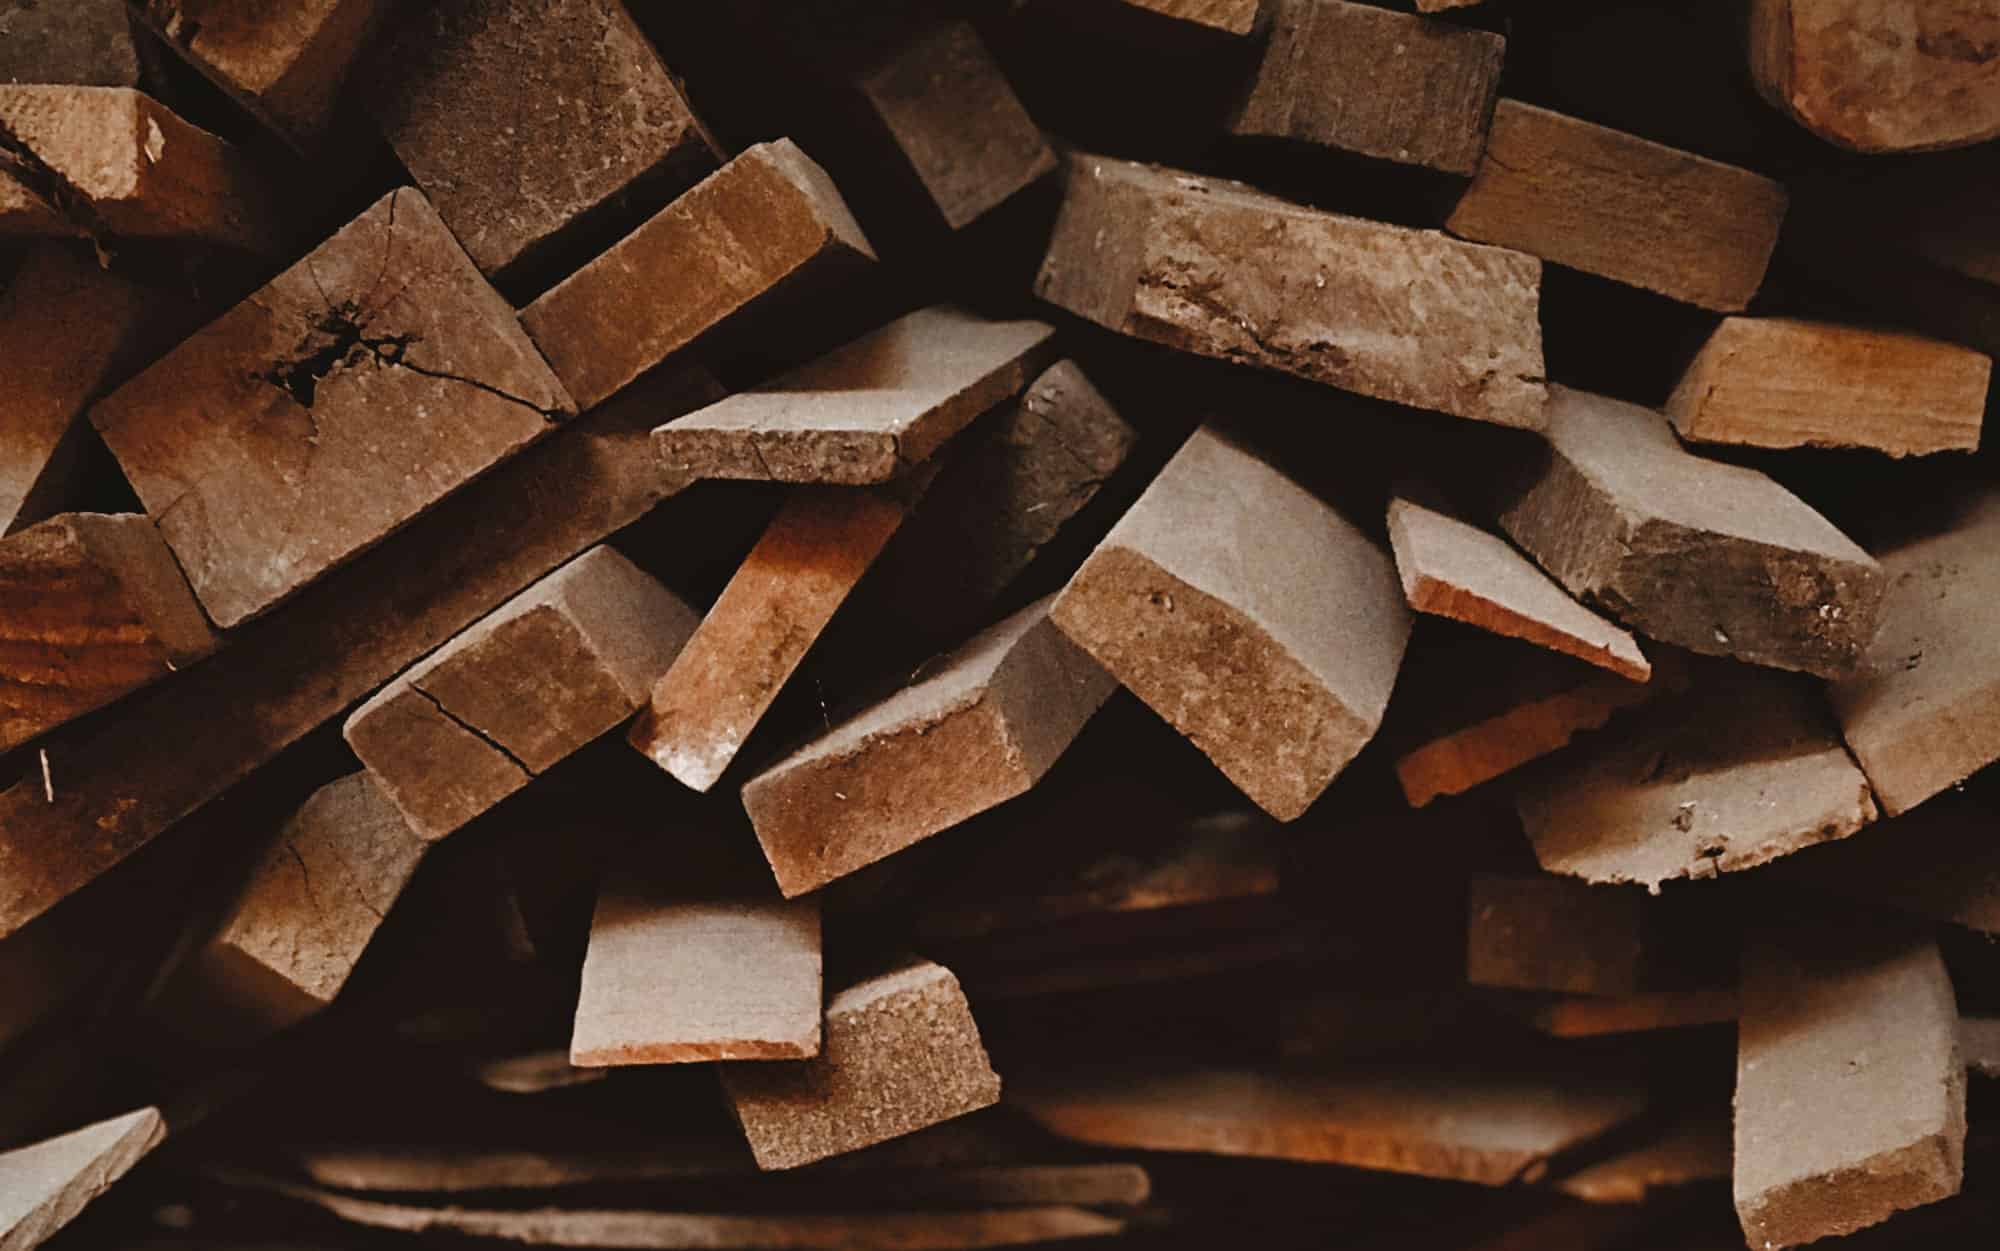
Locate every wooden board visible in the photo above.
<box><xmin>0</xmin><ymin>0</ymin><xmax>138</xmax><ymax>87</ymax></box>
<box><xmin>1466</xmin><ymin>874</ymin><xmax>1647</xmax><ymax>996</ymax></box>
<box><xmin>0</xmin><ymin>1108</ymin><xmax>163</xmax><ymax>1251</ymax></box>
<box><xmin>1118</xmin><ymin>0</ymin><xmax>1264</xmax><ymax>34</ymax></box>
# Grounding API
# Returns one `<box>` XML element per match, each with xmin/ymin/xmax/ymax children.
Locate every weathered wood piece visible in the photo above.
<box><xmin>1776</xmin><ymin>790</ymin><xmax>2000</xmax><ymax>934</ymax></box>
<box><xmin>630</xmin><ymin>485</ymin><xmax>915</xmax><ymax>792</ymax></box>
<box><xmin>0</xmin><ymin>366</ymin><xmax>717</xmax><ymax>940</ymax></box>
<box><xmin>1497</xmin><ymin>387</ymin><xmax>1883</xmax><ymax>679</ymax></box>
<box><xmin>1015</xmin><ymin>1066</ymin><xmax>1645</xmax><ymax>1185</ymax></box>
<box><xmin>1229</xmin><ymin>0</ymin><xmax>1505</xmax><ymax>176</ymax></box>
<box><xmin>0</xmin><ymin>0</ymin><xmax>138</xmax><ymax>87</ymax></box>
<box><xmin>363</xmin><ymin>0</ymin><xmax>717</xmax><ymax>288</ymax></box>
<box><xmin>0</xmin><ymin>513</ymin><xmax>217</xmax><ymax>754</ymax></box>
<box><xmin>1556</xmin><ymin>1114</ymin><xmax>1731</xmax><ymax>1203</ymax></box>
<box><xmin>742</xmin><ymin>595</ymin><xmax>1113</xmax><ymax>898</ymax></box>
<box><xmin>92</xmin><ymin>187</ymin><xmax>573</xmax><ymax>627</ymax></box>
<box><xmin>1118</xmin><ymin>0</ymin><xmax>1264</xmax><ymax>33</ymax></box>
<box><xmin>1051</xmin><ymin>426</ymin><xmax>1409</xmax><ymax>821</ymax></box>
<box><xmin>1666</xmin><ymin>317</ymin><xmax>1989</xmax><ymax>457</ymax></box>
<box><xmin>1517</xmin><ymin>664</ymin><xmax>1877</xmax><ymax>889</ymax></box>
<box><xmin>1447</xmin><ymin>100</ymin><xmax>1788</xmax><ymax>312</ymax></box>
<box><xmin>1750</xmin><ymin>0</ymin><xmax>2000</xmax><ymax>153</ymax></box>
<box><xmin>522</xmin><ymin>139</ymin><xmax>874</xmax><ymax>412</ymax></box>
<box><xmin>1827</xmin><ymin>489</ymin><xmax>2000</xmax><ymax>815</ymax></box>
<box><xmin>1735</xmin><ymin>921</ymin><xmax>1965</xmax><ymax>1247</ymax></box>
<box><xmin>721</xmin><ymin>958</ymin><xmax>1001</xmax><ymax>1170</ymax></box>
<box><xmin>0</xmin><ymin>1107</ymin><xmax>164</xmax><ymax>1251</ymax></box>
<box><xmin>1467</xmin><ymin>874</ymin><xmax>1647</xmax><ymax>996</ymax></box>
<box><xmin>0</xmin><ymin>85</ymin><xmax>281</xmax><ymax>251</ymax></box>
<box><xmin>347</xmin><ymin>547</ymin><xmax>698</xmax><ymax>841</ymax></box>
<box><xmin>1036</xmin><ymin>154</ymin><xmax>1548</xmax><ymax>428</ymax></box>
<box><xmin>655</xmin><ymin>306</ymin><xmax>1055</xmax><ymax>486</ymax></box>
<box><xmin>1388</xmin><ymin>497</ymin><xmax>1648</xmax><ymax>681</ymax></box>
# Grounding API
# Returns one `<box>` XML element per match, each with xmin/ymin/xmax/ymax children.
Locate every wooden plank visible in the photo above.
<box><xmin>1229</xmin><ymin>0</ymin><xmax>1505</xmax><ymax>176</ymax></box>
<box><xmin>0</xmin><ymin>0</ymin><xmax>138</xmax><ymax>87</ymax></box>
<box><xmin>721</xmin><ymin>958</ymin><xmax>1001</xmax><ymax>1170</ymax></box>
<box><xmin>1118</xmin><ymin>0</ymin><xmax>1264</xmax><ymax>34</ymax></box>
<box><xmin>1555</xmin><ymin>1114</ymin><xmax>1730</xmax><ymax>1203</ymax></box>
<box><xmin>1665</xmin><ymin>317</ymin><xmax>1989</xmax><ymax>457</ymax></box>
<box><xmin>1035</xmin><ymin>153</ymin><xmax>1548</xmax><ymax>428</ymax></box>
<box><xmin>1530</xmin><ymin>988</ymin><xmax>1740</xmax><ymax>1039</ymax></box>
<box><xmin>0</xmin><ymin>1108</ymin><xmax>164</xmax><ymax>1251</ymax></box>
<box><xmin>742</xmin><ymin>595</ymin><xmax>1114</xmax><ymax>898</ymax></box>
<box><xmin>1466</xmin><ymin>874</ymin><xmax>1647</xmax><ymax>996</ymax></box>
<box><xmin>91</xmin><ymin>186</ymin><xmax>573</xmax><ymax>628</ymax></box>
<box><xmin>347</xmin><ymin>546</ymin><xmax>699</xmax><ymax>842</ymax></box>
<box><xmin>1497</xmin><ymin>387</ymin><xmax>1882</xmax><ymax>679</ymax></box>
<box><xmin>1735</xmin><ymin>920</ymin><xmax>1965</xmax><ymax>1247</ymax></box>
<box><xmin>1447</xmin><ymin>100</ymin><xmax>1787</xmax><ymax>312</ymax></box>
<box><xmin>1051</xmin><ymin>426</ymin><xmax>1409</xmax><ymax>820</ymax></box>
<box><xmin>521</xmin><ymin>139</ymin><xmax>874</xmax><ymax>412</ymax></box>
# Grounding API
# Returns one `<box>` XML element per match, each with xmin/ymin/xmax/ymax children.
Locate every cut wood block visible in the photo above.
<box><xmin>1665</xmin><ymin>317</ymin><xmax>1989</xmax><ymax>457</ymax></box>
<box><xmin>1497</xmin><ymin>387</ymin><xmax>1883</xmax><ymax>679</ymax></box>
<box><xmin>0</xmin><ymin>513</ymin><xmax>218</xmax><ymax>754</ymax></box>
<box><xmin>1118</xmin><ymin>0</ymin><xmax>1264</xmax><ymax>33</ymax></box>
<box><xmin>522</xmin><ymin>139</ymin><xmax>874</xmax><ymax>412</ymax></box>
<box><xmin>1530</xmin><ymin>988</ymin><xmax>1741</xmax><ymax>1039</ymax></box>
<box><xmin>94</xmin><ymin>187</ymin><xmax>572</xmax><ymax>627</ymax></box>
<box><xmin>0</xmin><ymin>0</ymin><xmax>139</xmax><ymax>87</ymax></box>
<box><xmin>0</xmin><ymin>1107</ymin><xmax>164</xmax><ymax>1251</ymax></box>
<box><xmin>1015</xmin><ymin>1066</ymin><xmax>1645</xmax><ymax>1185</ymax></box>
<box><xmin>742</xmin><ymin>595</ymin><xmax>1114</xmax><ymax>897</ymax></box>
<box><xmin>1467</xmin><ymin>874</ymin><xmax>1647</xmax><ymax>996</ymax></box>
<box><xmin>1775</xmin><ymin>789</ymin><xmax>2000</xmax><ymax>934</ymax></box>
<box><xmin>1447</xmin><ymin>100</ymin><xmax>1788</xmax><ymax>312</ymax></box>
<box><xmin>1051</xmin><ymin>426</ymin><xmax>1410</xmax><ymax>821</ymax></box>
<box><xmin>1036</xmin><ymin>153</ymin><xmax>1547</xmax><ymax>428</ymax></box>
<box><xmin>1388</xmin><ymin>497</ymin><xmax>1649</xmax><ymax>681</ymax></box>
<box><xmin>654</xmin><ymin>306</ymin><xmax>1056</xmax><ymax>485</ymax></box>
<box><xmin>630</xmin><ymin>485</ymin><xmax>916</xmax><ymax>793</ymax></box>
<box><xmin>721</xmin><ymin>958</ymin><xmax>1001</xmax><ymax>1170</ymax></box>
<box><xmin>1517</xmin><ymin>664</ymin><xmax>1877</xmax><ymax>889</ymax></box>
<box><xmin>1229</xmin><ymin>0</ymin><xmax>1505</xmax><ymax>176</ymax></box>
<box><xmin>470</xmin><ymin>1051</ymin><xmax>607</xmax><ymax>1096</ymax></box>
<box><xmin>1827</xmin><ymin>489</ymin><xmax>2000</xmax><ymax>814</ymax></box>
<box><xmin>1750</xmin><ymin>0</ymin><xmax>2000</xmax><ymax>153</ymax></box>
<box><xmin>0</xmin><ymin>366</ymin><xmax>716</xmax><ymax>941</ymax></box>
<box><xmin>1735</xmin><ymin>921</ymin><xmax>1965</xmax><ymax>1247</ymax></box>
<box><xmin>363</xmin><ymin>0</ymin><xmax>718</xmax><ymax>287</ymax></box>
<box><xmin>0</xmin><ymin>85</ymin><xmax>282</xmax><ymax>251</ymax></box>
<box><xmin>1965</xmin><ymin>1017</ymin><xmax>2000</xmax><ymax>1080</ymax></box>
<box><xmin>1556</xmin><ymin>1114</ymin><xmax>1730</xmax><ymax>1203</ymax></box>
<box><xmin>347</xmin><ymin>547</ymin><xmax>698</xmax><ymax>842</ymax></box>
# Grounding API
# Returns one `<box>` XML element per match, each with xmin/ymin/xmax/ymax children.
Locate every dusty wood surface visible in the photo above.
<box><xmin>0</xmin><ymin>1107</ymin><xmax>164</xmax><ymax>1251</ymax></box>
<box><xmin>0</xmin><ymin>0</ymin><xmax>137</xmax><ymax>88</ymax></box>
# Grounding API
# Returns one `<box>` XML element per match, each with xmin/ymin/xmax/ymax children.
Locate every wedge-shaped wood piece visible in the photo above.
<box><xmin>363</xmin><ymin>0</ymin><xmax>717</xmax><ymax>288</ymax></box>
<box><xmin>1389</xmin><ymin>497</ymin><xmax>1648</xmax><ymax>681</ymax></box>
<box><xmin>1750</xmin><ymin>0</ymin><xmax>2000</xmax><ymax>153</ymax></box>
<box><xmin>523</xmin><ymin>140</ymin><xmax>874</xmax><ymax>411</ymax></box>
<box><xmin>1518</xmin><ymin>664</ymin><xmax>1877</xmax><ymax>889</ymax></box>
<box><xmin>631</xmin><ymin>486</ymin><xmax>916</xmax><ymax>792</ymax></box>
<box><xmin>1230</xmin><ymin>0</ymin><xmax>1504</xmax><ymax>176</ymax></box>
<box><xmin>1776</xmin><ymin>790</ymin><xmax>2000</xmax><ymax>934</ymax></box>
<box><xmin>0</xmin><ymin>85</ymin><xmax>281</xmax><ymax>250</ymax></box>
<box><xmin>1037</xmin><ymin>154</ymin><xmax>1547</xmax><ymax>428</ymax></box>
<box><xmin>1532</xmin><ymin>988</ymin><xmax>1741</xmax><ymax>1039</ymax></box>
<box><xmin>1016</xmin><ymin>1066</ymin><xmax>1645</xmax><ymax>1185</ymax></box>
<box><xmin>0</xmin><ymin>513</ymin><xmax>217</xmax><ymax>754</ymax></box>
<box><xmin>1447</xmin><ymin>100</ymin><xmax>1787</xmax><ymax>312</ymax></box>
<box><xmin>1735</xmin><ymin>920</ymin><xmax>1965</xmax><ymax>1247</ymax></box>
<box><xmin>1666</xmin><ymin>317</ymin><xmax>1989</xmax><ymax>457</ymax></box>
<box><xmin>92</xmin><ymin>187</ymin><xmax>573</xmax><ymax>628</ymax></box>
<box><xmin>0</xmin><ymin>1107</ymin><xmax>164</xmax><ymax>1251</ymax></box>
<box><xmin>1828</xmin><ymin>489</ymin><xmax>2000</xmax><ymax>814</ymax></box>
<box><xmin>1498</xmin><ymin>387</ymin><xmax>1883</xmax><ymax>679</ymax></box>
<box><xmin>0</xmin><ymin>0</ymin><xmax>138</xmax><ymax>87</ymax></box>
<box><xmin>348</xmin><ymin>547</ymin><xmax>698</xmax><ymax>841</ymax></box>
<box><xmin>743</xmin><ymin>595</ymin><xmax>1114</xmax><ymax>897</ymax></box>
<box><xmin>1467</xmin><ymin>874</ymin><xmax>1647</xmax><ymax>996</ymax></box>
<box><xmin>1052</xmin><ymin>426</ymin><xmax>1409</xmax><ymax>820</ymax></box>
<box><xmin>722</xmin><ymin>958</ymin><xmax>1001</xmax><ymax>1170</ymax></box>
<box><xmin>655</xmin><ymin>307</ymin><xmax>1056</xmax><ymax>486</ymax></box>
<box><xmin>1557</xmin><ymin>1114</ymin><xmax>1731</xmax><ymax>1203</ymax></box>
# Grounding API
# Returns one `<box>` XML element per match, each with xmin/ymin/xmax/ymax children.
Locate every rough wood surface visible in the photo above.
<box><xmin>1036</xmin><ymin>153</ymin><xmax>1548</xmax><ymax>428</ymax></box>
<box><xmin>742</xmin><ymin>595</ymin><xmax>1114</xmax><ymax>898</ymax></box>
<box><xmin>1118</xmin><ymin>0</ymin><xmax>1264</xmax><ymax>34</ymax></box>
<box><xmin>1497</xmin><ymin>387</ymin><xmax>1883</xmax><ymax>679</ymax></box>
<box><xmin>92</xmin><ymin>187</ymin><xmax>573</xmax><ymax>628</ymax></box>
<box><xmin>722</xmin><ymin>958</ymin><xmax>1001</xmax><ymax>1170</ymax></box>
<box><xmin>655</xmin><ymin>306</ymin><xmax>1056</xmax><ymax>485</ymax></box>
<box><xmin>1666</xmin><ymin>317</ymin><xmax>1989</xmax><ymax>457</ymax></box>
<box><xmin>1230</xmin><ymin>0</ymin><xmax>1505</xmax><ymax>175</ymax></box>
<box><xmin>347</xmin><ymin>547</ymin><xmax>698</xmax><ymax>842</ymax></box>
<box><xmin>0</xmin><ymin>0</ymin><xmax>138</xmax><ymax>87</ymax></box>
<box><xmin>1466</xmin><ymin>874</ymin><xmax>1646</xmax><ymax>996</ymax></box>
<box><xmin>522</xmin><ymin>139</ymin><xmax>874</xmax><ymax>412</ymax></box>
<box><xmin>1051</xmin><ymin>426</ymin><xmax>1409</xmax><ymax>820</ymax></box>
<box><xmin>1531</xmin><ymin>989</ymin><xmax>1740</xmax><ymax>1039</ymax></box>
<box><xmin>1556</xmin><ymin>1114</ymin><xmax>1730</xmax><ymax>1203</ymax></box>
<box><xmin>1735</xmin><ymin>920</ymin><xmax>1965</xmax><ymax>1247</ymax></box>
<box><xmin>1447</xmin><ymin>100</ymin><xmax>1788</xmax><ymax>312</ymax></box>
<box><xmin>0</xmin><ymin>1107</ymin><xmax>164</xmax><ymax>1251</ymax></box>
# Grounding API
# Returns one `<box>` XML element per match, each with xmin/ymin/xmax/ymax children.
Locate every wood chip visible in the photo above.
<box><xmin>0</xmin><ymin>0</ymin><xmax>138</xmax><ymax>87</ymax></box>
<box><xmin>0</xmin><ymin>1107</ymin><xmax>164</xmax><ymax>1251</ymax></box>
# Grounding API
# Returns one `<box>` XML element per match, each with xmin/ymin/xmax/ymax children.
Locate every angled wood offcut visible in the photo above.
<box><xmin>0</xmin><ymin>0</ymin><xmax>139</xmax><ymax>87</ymax></box>
<box><xmin>0</xmin><ymin>1107</ymin><xmax>164</xmax><ymax>1251</ymax></box>
<box><xmin>742</xmin><ymin>595</ymin><xmax>1115</xmax><ymax>898</ymax></box>
<box><xmin>654</xmin><ymin>306</ymin><xmax>1056</xmax><ymax>486</ymax></box>
<box><xmin>1051</xmin><ymin>426</ymin><xmax>1410</xmax><ymax>821</ymax></box>
<box><xmin>347</xmin><ymin>546</ymin><xmax>699</xmax><ymax>842</ymax></box>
